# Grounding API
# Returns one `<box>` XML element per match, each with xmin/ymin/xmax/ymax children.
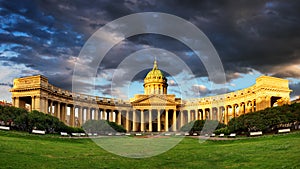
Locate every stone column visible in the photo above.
<box><xmin>132</xmin><ymin>110</ymin><xmax>137</xmax><ymax>132</ymax></box>
<box><xmin>12</xmin><ymin>97</ymin><xmax>15</xmax><ymax>107</ymax></box>
<box><xmin>157</xmin><ymin>109</ymin><xmax>161</xmax><ymax>132</ymax></box>
<box><xmin>198</xmin><ymin>110</ymin><xmax>202</xmax><ymax>120</ymax></box>
<box><xmin>41</xmin><ymin>97</ymin><xmax>46</xmax><ymax>114</ymax></box>
<box><xmin>86</xmin><ymin>107</ymin><xmax>90</xmax><ymax>121</ymax></box>
<box><xmin>99</xmin><ymin>110</ymin><xmax>103</xmax><ymax>120</ymax></box>
<box><xmin>91</xmin><ymin>108</ymin><xmax>94</xmax><ymax>120</ymax></box>
<box><xmin>217</xmin><ymin>108</ymin><xmax>220</xmax><ymax>120</ymax></box>
<box><xmin>149</xmin><ymin>109</ymin><xmax>152</xmax><ymax>132</ymax></box>
<box><xmin>110</xmin><ymin>110</ymin><xmax>114</xmax><ymax>122</ymax></box>
<box><xmin>94</xmin><ymin>108</ymin><xmax>98</xmax><ymax>120</ymax></box>
<box><xmin>232</xmin><ymin>104</ymin><xmax>236</xmax><ymax>118</ymax></box>
<box><xmin>49</xmin><ymin>101</ymin><xmax>53</xmax><ymax>115</ymax></box>
<box><xmin>54</xmin><ymin>102</ymin><xmax>58</xmax><ymax>117</ymax></box>
<box><xmin>125</xmin><ymin>111</ymin><xmax>130</xmax><ymax>132</ymax></box>
<box><xmin>140</xmin><ymin>110</ymin><xmax>145</xmax><ymax>132</ymax></box>
<box><xmin>35</xmin><ymin>96</ymin><xmax>42</xmax><ymax>112</ymax></box>
<box><xmin>15</xmin><ymin>97</ymin><xmax>20</xmax><ymax>108</ymax></box>
<box><xmin>172</xmin><ymin>110</ymin><xmax>176</xmax><ymax>131</ymax></box>
<box><xmin>252</xmin><ymin>100</ymin><xmax>255</xmax><ymax>112</ymax></box>
<box><xmin>202</xmin><ymin>110</ymin><xmax>206</xmax><ymax>120</ymax></box>
<box><xmin>218</xmin><ymin>107</ymin><xmax>222</xmax><ymax>122</ymax></box>
<box><xmin>246</xmin><ymin>102</ymin><xmax>251</xmax><ymax>113</ymax></box>
<box><xmin>195</xmin><ymin>110</ymin><xmax>198</xmax><ymax>120</ymax></box>
<box><xmin>98</xmin><ymin>109</ymin><xmax>102</xmax><ymax>120</ymax></box>
<box><xmin>180</xmin><ymin>111</ymin><xmax>184</xmax><ymax>128</ymax></box>
<box><xmin>31</xmin><ymin>96</ymin><xmax>35</xmax><ymax>111</ymax></box>
<box><xmin>111</xmin><ymin>110</ymin><xmax>117</xmax><ymax>122</ymax></box>
<box><xmin>78</xmin><ymin>107</ymin><xmax>82</xmax><ymax>126</ymax></box>
<box><xmin>95</xmin><ymin>109</ymin><xmax>98</xmax><ymax>120</ymax></box>
<box><xmin>225</xmin><ymin>106</ymin><xmax>229</xmax><ymax>124</ymax></box>
<box><xmin>241</xmin><ymin>103</ymin><xmax>245</xmax><ymax>114</ymax></box>
<box><xmin>89</xmin><ymin>108</ymin><xmax>92</xmax><ymax>121</ymax></box>
<box><xmin>213</xmin><ymin>108</ymin><xmax>216</xmax><ymax>121</ymax></box>
<box><xmin>63</xmin><ymin>104</ymin><xmax>67</xmax><ymax>123</ymax></box>
<box><xmin>165</xmin><ymin>109</ymin><xmax>169</xmax><ymax>132</ymax></box>
<box><xmin>102</xmin><ymin>109</ymin><xmax>106</xmax><ymax>120</ymax></box>
<box><xmin>70</xmin><ymin>105</ymin><xmax>75</xmax><ymax>127</ymax></box>
<box><xmin>205</xmin><ymin>109</ymin><xmax>208</xmax><ymax>120</ymax></box>
<box><xmin>82</xmin><ymin>108</ymin><xmax>86</xmax><ymax>123</ymax></box>
<box><xmin>89</xmin><ymin>109</ymin><xmax>93</xmax><ymax>120</ymax></box>
<box><xmin>57</xmin><ymin>102</ymin><xmax>61</xmax><ymax>120</ymax></box>
<box><xmin>209</xmin><ymin>109</ymin><xmax>212</xmax><ymax>120</ymax></box>
<box><xmin>117</xmin><ymin>111</ymin><xmax>121</xmax><ymax>125</ymax></box>
<box><xmin>44</xmin><ymin>98</ymin><xmax>48</xmax><ymax>114</ymax></box>
<box><xmin>97</xmin><ymin>109</ymin><xmax>100</xmax><ymax>120</ymax></box>
<box><xmin>256</xmin><ymin>98</ymin><xmax>261</xmax><ymax>111</ymax></box>
<box><xmin>223</xmin><ymin>107</ymin><xmax>226</xmax><ymax>122</ymax></box>
<box><xmin>187</xmin><ymin>110</ymin><xmax>191</xmax><ymax>123</ymax></box>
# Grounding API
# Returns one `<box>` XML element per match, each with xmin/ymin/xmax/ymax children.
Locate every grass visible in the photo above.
<box><xmin>0</xmin><ymin>130</ymin><xmax>299</xmax><ymax>169</ymax></box>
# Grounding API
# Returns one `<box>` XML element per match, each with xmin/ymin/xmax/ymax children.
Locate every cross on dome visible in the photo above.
<box><xmin>153</xmin><ymin>57</ymin><xmax>158</xmax><ymax>70</ymax></box>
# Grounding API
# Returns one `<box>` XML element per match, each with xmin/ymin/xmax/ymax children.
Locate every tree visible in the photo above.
<box><xmin>228</xmin><ymin>103</ymin><xmax>300</xmax><ymax>134</ymax></box>
<box><xmin>0</xmin><ymin>105</ymin><xmax>84</xmax><ymax>134</ymax></box>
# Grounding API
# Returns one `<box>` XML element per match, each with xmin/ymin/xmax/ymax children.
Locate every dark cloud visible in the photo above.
<box><xmin>0</xmin><ymin>0</ymin><xmax>300</xmax><ymax>97</ymax></box>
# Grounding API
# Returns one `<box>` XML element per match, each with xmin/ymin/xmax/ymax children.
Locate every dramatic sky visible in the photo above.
<box><xmin>0</xmin><ymin>0</ymin><xmax>300</xmax><ymax>101</ymax></box>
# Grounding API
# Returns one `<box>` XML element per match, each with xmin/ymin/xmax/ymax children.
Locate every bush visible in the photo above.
<box><xmin>82</xmin><ymin>120</ymin><xmax>126</xmax><ymax>134</ymax></box>
<box><xmin>107</xmin><ymin>121</ymin><xmax>126</xmax><ymax>133</ymax></box>
<box><xmin>180</xmin><ymin>120</ymin><xmax>226</xmax><ymax>134</ymax></box>
<box><xmin>214</xmin><ymin>127</ymin><xmax>231</xmax><ymax>135</ymax></box>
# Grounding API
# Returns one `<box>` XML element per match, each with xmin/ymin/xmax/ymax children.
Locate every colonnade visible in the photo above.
<box><xmin>12</xmin><ymin>95</ymin><xmax>258</xmax><ymax>128</ymax></box>
<box><xmin>186</xmin><ymin>100</ymin><xmax>257</xmax><ymax>124</ymax></box>
<box><xmin>10</xmin><ymin>75</ymin><xmax>291</xmax><ymax>131</ymax></box>
<box><xmin>128</xmin><ymin>109</ymin><xmax>178</xmax><ymax>132</ymax></box>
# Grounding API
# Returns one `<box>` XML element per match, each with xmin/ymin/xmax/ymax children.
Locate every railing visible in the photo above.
<box><xmin>46</xmin><ymin>83</ymin><xmax>130</xmax><ymax>105</ymax></box>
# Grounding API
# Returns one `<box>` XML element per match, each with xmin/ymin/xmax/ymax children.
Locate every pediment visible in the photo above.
<box><xmin>131</xmin><ymin>95</ymin><xmax>176</xmax><ymax>105</ymax></box>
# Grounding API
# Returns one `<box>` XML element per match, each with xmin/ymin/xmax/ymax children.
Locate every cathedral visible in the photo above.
<box><xmin>10</xmin><ymin>60</ymin><xmax>291</xmax><ymax>132</ymax></box>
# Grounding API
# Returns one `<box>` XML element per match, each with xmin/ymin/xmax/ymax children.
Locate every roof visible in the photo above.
<box><xmin>144</xmin><ymin>59</ymin><xmax>166</xmax><ymax>81</ymax></box>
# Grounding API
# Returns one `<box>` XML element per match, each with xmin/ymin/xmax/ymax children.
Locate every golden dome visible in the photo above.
<box><xmin>144</xmin><ymin>59</ymin><xmax>167</xmax><ymax>83</ymax></box>
<box><xmin>144</xmin><ymin>59</ymin><xmax>168</xmax><ymax>95</ymax></box>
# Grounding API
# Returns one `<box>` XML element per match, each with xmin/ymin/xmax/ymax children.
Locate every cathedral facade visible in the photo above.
<box><xmin>10</xmin><ymin>60</ymin><xmax>291</xmax><ymax>132</ymax></box>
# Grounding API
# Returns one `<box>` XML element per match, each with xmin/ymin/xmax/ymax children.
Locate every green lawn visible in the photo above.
<box><xmin>0</xmin><ymin>131</ymin><xmax>299</xmax><ymax>169</ymax></box>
